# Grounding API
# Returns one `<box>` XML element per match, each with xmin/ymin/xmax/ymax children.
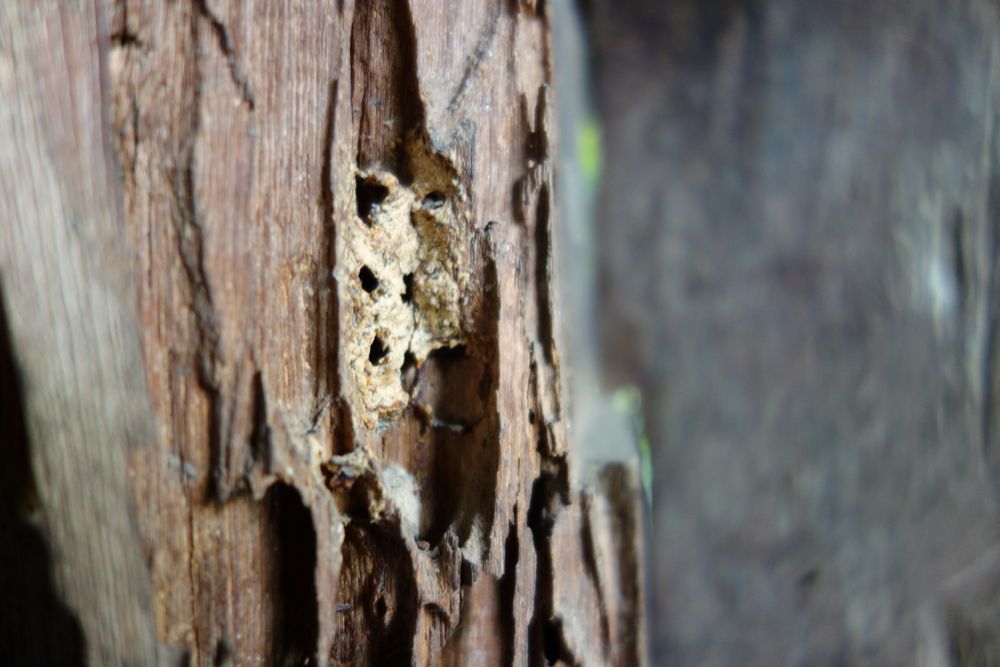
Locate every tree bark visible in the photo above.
<box><xmin>0</xmin><ymin>1</ymin><xmax>644</xmax><ymax>666</ymax></box>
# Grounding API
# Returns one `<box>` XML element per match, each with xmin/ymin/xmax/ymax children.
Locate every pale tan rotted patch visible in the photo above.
<box><xmin>345</xmin><ymin>137</ymin><xmax>473</xmax><ymax>427</ymax></box>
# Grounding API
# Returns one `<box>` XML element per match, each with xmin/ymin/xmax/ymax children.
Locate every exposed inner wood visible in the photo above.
<box><xmin>0</xmin><ymin>0</ymin><xmax>645</xmax><ymax>664</ymax></box>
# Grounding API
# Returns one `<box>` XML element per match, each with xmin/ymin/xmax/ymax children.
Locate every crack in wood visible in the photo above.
<box><xmin>194</xmin><ymin>0</ymin><xmax>255</xmax><ymax>110</ymax></box>
<box><xmin>317</xmin><ymin>78</ymin><xmax>340</xmax><ymax>404</ymax></box>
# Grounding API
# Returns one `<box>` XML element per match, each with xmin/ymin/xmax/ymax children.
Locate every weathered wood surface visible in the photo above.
<box><xmin>588</xmin><ymin>0</ymin><xmax>1000</xmax><ymax>664</ymax></box>
<box><xmin>1</xmin><ymin>0</ymin><xmax>644</xmax><ymax>665</ymax></box>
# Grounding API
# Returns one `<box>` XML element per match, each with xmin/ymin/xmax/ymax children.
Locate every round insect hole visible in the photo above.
<box><xmin>359</xmin><ymin>265</ymin><xmax>378</xmax><ymax>293</ymax></box>
<box><xmin>369</xmin><ymin>336</ymin><xmax>389</xmax><ymax>365</ymax></box>
<box><xmin>356</xmin><ymin>176</ymin><xmax>389</xmax><ymax>224</ymax></box>
<box><xmin>401</xmin><ymin>273</ymin><xmax>414</xmax><ymax>303</ymax></box>
<box><xmin>422</xmin><ymin>191</ymin><xmax>446</xmax><ymax>209</ymax></box>
<box><xmin>401</xmin><ymin>351</ymin><xmax>418</xmax><ymax>392</ymax></box>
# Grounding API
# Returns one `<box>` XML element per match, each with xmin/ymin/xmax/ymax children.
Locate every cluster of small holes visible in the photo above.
<box><xmin>353</xmin><ymin>173</ymin><xmax>454</xmax><ymax>382</ymax></box>
<box><xmin>356</xmin><ymin>175</ymin><xmax>393</xmax><ymax>368</ymax></box>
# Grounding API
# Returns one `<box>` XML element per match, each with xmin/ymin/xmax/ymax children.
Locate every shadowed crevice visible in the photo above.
<box><xmin>0</xmin><ymin>287</ymin><xmax>87</xmax><ymax>666</ymax></box>
<box><xmin>331</xmin><ymin>522</ymin><xmax>419</xmax><ymax>665</ymax></box>
<box><xmin>349</xmin><ymin>0</ymin><xmax>426</xmax><ymax>176</ymax></box>
<box><xmin>267</xmin><ymin>483</ymin><xmax>319</xmax><ymax>666</ymax></box>
<box><xmin>497</xmin><ymin>519</ymin><xmax>519</xmax><ymax>666</ymax></box>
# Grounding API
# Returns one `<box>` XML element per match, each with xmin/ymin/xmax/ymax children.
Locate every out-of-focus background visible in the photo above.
<box><xmin>567</xmin><ymin>0</ymin><xmax>1000</xmax><ymax>663</ymax></box>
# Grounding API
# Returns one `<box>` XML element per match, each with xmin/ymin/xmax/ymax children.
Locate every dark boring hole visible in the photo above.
<box><xmin>422</xmin><ymin>191</ymin><xmax>446</xmax><ymax>209</ymax></box>
<box><xmin>401</xmin><ymin>351</ymin><xmax>418</xmax><ymax>392</ymax></box>
<box><xmin>401</xmin><ymin>273</ymin><xmax>414</xmax><ymax>303</ymax></box>
<box><xmin>461</xmin><ymin>559</ymin><xmax>477</xmax><ymax>586</ymax></box>
<box><xmin>214</xmin><ymin>639</ymin><xmax>234</xmax><ymax>667</ymax></box>
<box><xmin>375</xmin><ymin>597</ymin><xmax>388</xmax><ymax>618</ymax></box>
<box><xmin>542</xmin><ymin>619</ymin><xmax>565</xmax><ymax>664</ymax></box>
<box><xmin>359</xmin><ymin>265</ymin><xmax>379</xmax><ymax>293</ymax></box>
<box><xmin>369</xmin><ymin>336</ymin><xmax>389</xmax><ymax>365</ymax></box>
<box><xmin>249</xmin><ymin>371</ymin><xmax>269</xmax><ymax>466</ymax></box>
<box><xmin>429</xmin><ymin>344</ymin><xmax>467</xmax><ymax>360</ymax></box>
<box><xmin>356</xmin><ymin>176</ymin><xmax>389</xmax><ymax>223</ymax></box>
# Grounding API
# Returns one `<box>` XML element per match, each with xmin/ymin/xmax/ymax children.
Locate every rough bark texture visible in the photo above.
<box><xmin>1</xmin><ymin>1</ymin><xmax>644</xmax><ymax>666</ymax></box>
<box><xmin>588</xmin><ymin>0</ymin><xmax>1000</xmax><ymax>665</ymax></box>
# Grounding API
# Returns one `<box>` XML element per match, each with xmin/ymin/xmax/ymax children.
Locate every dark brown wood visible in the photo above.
<box><xmin>1</xmin><ymin>1</ymin><xmax>644</xmax><ymax>665</ymax></box>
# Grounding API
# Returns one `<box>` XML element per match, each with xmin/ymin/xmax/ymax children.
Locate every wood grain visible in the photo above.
<box><xmin>2</xmin><ymin>0</ymin><xmax>645</xmax><ymax>665</ymax></box>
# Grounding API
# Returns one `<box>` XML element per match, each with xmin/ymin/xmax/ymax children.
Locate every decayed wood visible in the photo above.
<box><xmin>2</xmin><ymin>0</ymin><xmax>645</xmax><ymax>665</ymax></box>
<box><xmin>588</xmin><ymin>0</ymin><xmax>1000</xmax><ymax>664</ymax></box>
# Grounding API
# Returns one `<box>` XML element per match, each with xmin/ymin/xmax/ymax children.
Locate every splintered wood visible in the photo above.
<box><xmin>1</xmin><ymin>0</ymin><xmax>645</xmax><ymax>665</ymax></box>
